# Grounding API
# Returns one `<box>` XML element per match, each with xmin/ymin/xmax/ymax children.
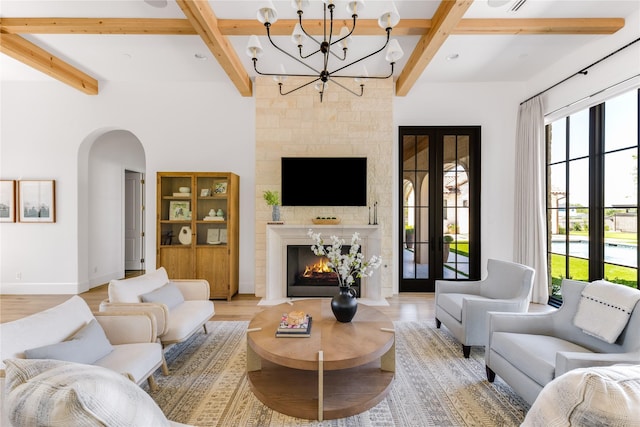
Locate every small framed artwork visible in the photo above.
<box><xmin>206</xmin><ymin>228</ymin><xmax>220</xmax><ymax>244</ymax></box>
<box><xmin>214</xmin><ymin>182</ymin><xmax>227</xmax><ymax>194</ymax></box>
<box><xmin>200</xmin><ymin>188</ymin><xmax>211</xmax><ymax>197</ymax></box>
<box><xmin>0</xmin><ymin>180</ymin><xmax>16</xmax><ymax>222</ymax></box>
<box><xmin>18</xmin><ymin>180</ymin><xmax>56</xmax><ymax>223</ymax></box>
<box><xmin>169</xmin><ymin>201</ymin><xmax>190</xmax><ymax>220</ymax></box>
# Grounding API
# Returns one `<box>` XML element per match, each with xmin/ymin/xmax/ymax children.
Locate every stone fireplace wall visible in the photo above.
<box><xmin>254</xmin><ymin>76</ymin><xmax>394</xmax><ymax>298</ymax></box>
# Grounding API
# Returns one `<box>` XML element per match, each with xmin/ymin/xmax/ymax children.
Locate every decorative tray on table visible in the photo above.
<box><xmin>311</xmin><ymin>217</ymin><xmax>340</xmax><ymax>225</ymax></box>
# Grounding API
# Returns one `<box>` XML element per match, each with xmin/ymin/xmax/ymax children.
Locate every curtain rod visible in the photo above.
<box><xmin>544</xmin><ymin>73</ymin><xmax>640</xmax><ymax>118</ymax></box>
<box><xmin>520</xmin><ymin>37</ymin><xmax>640</xmax><ymax>105</ymax></box>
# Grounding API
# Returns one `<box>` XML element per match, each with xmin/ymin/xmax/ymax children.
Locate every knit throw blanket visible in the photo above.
<box><xmin>574</xmin><ymin>280</ymin><xmax>640</xmax><ymax>344</ymax></box>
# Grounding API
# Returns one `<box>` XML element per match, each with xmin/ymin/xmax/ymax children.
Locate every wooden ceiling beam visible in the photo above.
<box><xmin>454</xmin><ymin>18</ymin><xmax>625</xmax><ymax>35</ymax></box>
<box><xmin>0</xmin><ymin>34</ymin><xmax>98</xmax><ymax>95</ymax></box>
<box><xmin>396</xmin><ymin>0</ymin><xmax>473</xmax><ymax>97</ymax></box>
<box><xmin>0</xmin><ymin>18</ymin><xmax>197</xmax><ymax>35</ymax></box>
<box><xmin>1</xmin><ymin>17</ymin><xmax>625</xmax><ymax>36</ymax></box>
<box><xmin>175</xmin><ymin>0</ymin><xmax>252</xmax><ymax>97</ymax></box>
<box><xmin>217</xmin><ymin>17</ymin><xmax>624</xmax><ymax>36</ymax></box>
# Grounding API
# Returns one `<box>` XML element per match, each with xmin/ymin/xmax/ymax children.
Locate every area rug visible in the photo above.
<box><xmin>144</xmin><ymin>321</ymin><xmax>529</xmax><ymax>426</ymax></box>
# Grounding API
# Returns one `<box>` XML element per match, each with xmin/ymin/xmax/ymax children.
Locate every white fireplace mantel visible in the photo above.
<box><xmin>261</xmin><ymin>224</ymin><xmax>387</xmax><ymax>306</ymax></box>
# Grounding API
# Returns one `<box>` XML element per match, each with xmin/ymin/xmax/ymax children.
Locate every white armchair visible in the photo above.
<box><xmin>100</xmin><ymin>267</ymin><xmax>215</xmax><ymax>359</ymax></box>
<box><xmin>486</xmin><ymin>279</ymin><xmax>640</xmax><ymax>406</ymax></box>
<box><xmin>435</xmin><ymin>259</ymin><xmax>535</xmax><ymax>358</ymax></box>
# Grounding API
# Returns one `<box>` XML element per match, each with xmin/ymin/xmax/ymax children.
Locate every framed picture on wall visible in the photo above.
<box><xmin>0</xmin><ymin>180</ymin><xmax>16</xmax><ymax>222</ymax></box>
<box><xmin>18</xmin><ymin>180</ymin><xmax>56</xmax><ymax>223</ymax></box>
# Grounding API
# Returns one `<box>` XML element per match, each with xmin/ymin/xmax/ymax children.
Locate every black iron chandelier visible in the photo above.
<box><xmin>246</xmin><ymin>0</ymin><xmax>404</xmax><ymax>102</ymax></box>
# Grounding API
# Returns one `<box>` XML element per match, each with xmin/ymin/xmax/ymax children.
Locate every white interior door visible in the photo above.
<box><xmin>125</xmin><ymin>171</ymin><xmax>144</xmax><ymax>270</ymax></box>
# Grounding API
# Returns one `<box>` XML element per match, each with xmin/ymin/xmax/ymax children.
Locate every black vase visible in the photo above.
<box><xmin>331</xmin><ymin>286</ymin><xmax>358</xmax><ymax>323</ymax></box>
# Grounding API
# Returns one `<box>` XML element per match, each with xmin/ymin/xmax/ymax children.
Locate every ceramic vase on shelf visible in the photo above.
<box><xmin>272</xmin><ymin>205</ymin><xmax>280</xmax><ymax>222</ymax></box>
<box><xmin>178</xmin><ymin>226</ymin><xmax>192</xmax><ymax>245</ymax></box>
<box><xmin>331</xmin><ymin>286</ymin><xmax>358</xmax><ymax>322</ymax></box>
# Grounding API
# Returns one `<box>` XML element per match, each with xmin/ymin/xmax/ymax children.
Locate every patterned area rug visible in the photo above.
<box><xmin>144</xmin><ymin>321</ymin><xmax>529</xmax><ymax>426</ymax></box>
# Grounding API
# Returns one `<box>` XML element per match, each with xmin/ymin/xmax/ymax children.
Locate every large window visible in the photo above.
<box><xmin>547</xmin><ymin>89</ymin><xmax>639</xmax><ymax>301</ymax></box>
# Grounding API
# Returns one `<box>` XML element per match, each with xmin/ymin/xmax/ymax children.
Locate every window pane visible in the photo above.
<box><xmin>605</xmin><ymin>90</ymin><xmax>638</xmax><ymax>152</ymax></box>
<box><xmin>402</xmin><ymin>245</ymin><xmax>416</xmax><ymax>279</ymax></box>
<box><xmin>604</xmin><ymin>240</ymin><xmax>637</xmax><ymax>268</ymax></box>
<box><xmin>605</xmin><ymin>148</ymin><xmax>637</xmax><ymax>207</ymax></box>
<box><xmin>416</xmin><ymin>135</ymin><xmax>429</xmax><ymax>171</ymax></box>
<box><xmin>550</xmin><ymin>208</ymin><xmax>567</xmax><ymax>244</ymax></box>
<box><xmin>568</xmin><ymin>158</ymin><xmax>589</xmax><ymax>208</ymax></box>
<box><xmin>549</xmin><ymin>163</ymin><xmax>566</xmax><ymax>197</ymax></box>
<box><xmin>550</xmin><ymin>253</ymin><xmax>566</xmax><ymax>297</ymax></box>
<box><xmin>414</xmin><ymin>205</ymin><xmax>427</xmax><ymax>238</ymax></box>
<box><xmin>568</xmin><ymin>256</ymin><xmax>589</xmax><ymax>282</ymax></box>
<box><xmin>414</xmin><ymin>242</ymin><xmax>429</xmax><ymax>279</ymax></box>
<box><xmin>403</xmin><ymin>135</ymin><xmax>417</xmax><ymax>170</ymax></box>
<box><xmin>549</xmin><ymin>118</ymin><xmax>567</xmax><ymax>163</ymax></box>
<box><xmin>604</xmin><ymin>263</ymin><xmax>638</xmax><ymax>289</ymax></box>
<box><xmin>569</xmin><ymin>109</ymin><xmax>589</xmax><ymax>159</ymax></box>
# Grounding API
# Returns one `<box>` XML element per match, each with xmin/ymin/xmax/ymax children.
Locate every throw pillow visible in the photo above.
<box><xmin>5</xmin><ymin>358</ymin><xmax>170</xmax><ymax>427</ymax></box>
<box><xmin>24</xmin><ymin>319</ymin><xmax>113</xmax><ymax>364</ymax></box>
<box><xmin>140</xmin><ymin>282</ymin><xmax>185</xmax><ymax>309</ymax></box>
<box><xmin>522</xmin><ymin>364</ymin><xmax>640</xmax><ymax>426</ymax></box>
<box><xmin>108</xmin><ymin>267</ymin><xmax>170</xmax><ymax>303</ymax></box>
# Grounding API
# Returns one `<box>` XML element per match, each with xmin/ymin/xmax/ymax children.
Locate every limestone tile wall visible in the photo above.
<box><xmin>254</xmin><ymin>76</ymin><xmax>394</xmax><ymax>298</ymax></box>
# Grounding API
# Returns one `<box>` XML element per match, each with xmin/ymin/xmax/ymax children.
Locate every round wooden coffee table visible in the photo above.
<box><xmin>246</xmin><ymin>299</ymin><xmax>395</xmax><ymax>421</ymax></box>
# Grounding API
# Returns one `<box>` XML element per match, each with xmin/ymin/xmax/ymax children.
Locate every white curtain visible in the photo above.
<box><xmin>514</xmin><ymin>96</ymin><xmax>549</xmax><ymax>304</ymax></box>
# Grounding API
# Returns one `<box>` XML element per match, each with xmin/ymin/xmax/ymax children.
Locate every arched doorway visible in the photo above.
<box><xmin>77</xmin><ymin>129</ymin><xmax>146</xmax><ymax>292</ymax></box>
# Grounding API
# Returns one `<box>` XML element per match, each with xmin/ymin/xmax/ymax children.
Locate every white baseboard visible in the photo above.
<box><xmin>0</xmin><ymin>282</ymin><xmax>81</xmax><ymax>295</ymax></box>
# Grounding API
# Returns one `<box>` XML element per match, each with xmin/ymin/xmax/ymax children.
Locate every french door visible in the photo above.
<box><xmin>400</xmin><ymin>126</ymin><xmax>481</xmax><ymax>292</ymax></box>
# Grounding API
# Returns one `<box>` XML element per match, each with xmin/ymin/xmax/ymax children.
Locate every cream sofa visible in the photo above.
<box><xmin>100</xmin><ymin>267</ymin><xmax>215</xmax><ymax>350</ymax></box>
<box><xmin>486</xmin><ymin>279</ymin><xmax>640</xmax><ymax>406</ymax></box>
<box><xmin>0</xmin><ymin>295</ymin><xmax>190</xmax><ymax>426</ymax></box>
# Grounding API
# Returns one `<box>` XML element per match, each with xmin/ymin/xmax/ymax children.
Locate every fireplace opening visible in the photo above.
<box><xmin>287</xmin><ymin>245</ymin><xmax>361</xmax><ymax>298</ymax></box>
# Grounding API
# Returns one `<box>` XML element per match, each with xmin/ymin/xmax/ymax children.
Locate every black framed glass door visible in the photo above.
<box><xmin>400</xmin><ymin>126</ymin><xmax>481</xmax><ymax>291</ymax></box>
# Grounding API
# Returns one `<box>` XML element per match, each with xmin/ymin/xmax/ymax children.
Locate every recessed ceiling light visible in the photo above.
<box><xmin>446</xmin><ymin>54</ymin><xmax>460</xmax><ymax>61</ymax></box>
<box><xmin>144</xmin><ymin>0</ymin><xmax>168</xmax><ymax>8</ymax></box>
<box><xmin>194</xmin><ymin>54</ymin><xmax>207</xmax><ymax>60</ymax></box>
<box><xmin>487</xmin><ymin>0</ymin><xmax>510</xmax><ymax>7</ymax></box>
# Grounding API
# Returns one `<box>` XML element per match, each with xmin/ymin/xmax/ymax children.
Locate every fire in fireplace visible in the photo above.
<box><xmin>287</xmin><ymin>245</ymin><xmax>360</xmax><ymax>297</ymax></box>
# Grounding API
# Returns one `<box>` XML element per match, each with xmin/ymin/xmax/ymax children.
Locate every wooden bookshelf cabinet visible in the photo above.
<box><xmin>157</xmin><ymin>172</ymin><xmax>239</xmax><ymax>300</ymax></box>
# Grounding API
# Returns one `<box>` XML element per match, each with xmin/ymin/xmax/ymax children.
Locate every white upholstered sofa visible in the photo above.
<box><xmin>486</xmin><ymin>279</ymin><xmax>640</xmax><ymax>406</ymax></box>
<box><xmin>0</xmin><ymin>295</ymin><xmax>192</xmax><ymax>426</ymax></box>
<box><xmin>100</xmin><ymin>267</ymin><xmax>215</xmax><ymax>351</ymax></box>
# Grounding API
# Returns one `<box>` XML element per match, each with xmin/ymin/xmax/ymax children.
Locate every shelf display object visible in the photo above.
<box><xmin>157</xmin><ymin>172</ymin><xmax>239</xmax><ymax>300</ymax></box>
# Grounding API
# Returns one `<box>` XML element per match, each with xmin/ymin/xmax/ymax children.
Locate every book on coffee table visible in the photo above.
<box><xmin>276</xmin><ymin>314</ymin><xmax>312</xmax><ymax>338</ymax></box>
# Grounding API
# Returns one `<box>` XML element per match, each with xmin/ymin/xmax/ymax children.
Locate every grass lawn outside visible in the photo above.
<box><xmin>550</xmin><ymin>253</ymin><xmax>637</xmax><ymax>297</ymax></box>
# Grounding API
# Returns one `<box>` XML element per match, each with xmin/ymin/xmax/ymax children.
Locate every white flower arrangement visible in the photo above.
<box><xmin>307</xmin><ymin>229</ymin><xmax>382</xmax><ymax>288</ymax></box>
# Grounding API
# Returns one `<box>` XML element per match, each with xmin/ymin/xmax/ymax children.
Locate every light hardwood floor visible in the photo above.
<box><xmin>0</xmin><ymin>284</ymin><xmax>550</xmax><ymax>324</ymax></box>
<box><xmin>0</xmin><ymin>285</ymin><xmax>434</xmax><ymax>323</ymax></box>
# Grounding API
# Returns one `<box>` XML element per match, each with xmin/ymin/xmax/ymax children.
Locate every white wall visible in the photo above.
<box><xmin>1</xmin><ymin>81</ymin><xmax>256</xmax><ymax>294</ymax></box>
<box><xmin>394</xmin><ymin>82</ymin><xmax>527</xmax><ymax>267</ymax></box>
<box><xmin>527</xmin><ymin>8</ymin><xmax>640</xmax><ymax>119</ymax></box>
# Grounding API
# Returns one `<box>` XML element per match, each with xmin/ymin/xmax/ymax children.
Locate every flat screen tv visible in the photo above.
<box><xmin>281</xmin><ymin>157</ymin><xmax>367</xmax><ymax>206</ymax></box>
